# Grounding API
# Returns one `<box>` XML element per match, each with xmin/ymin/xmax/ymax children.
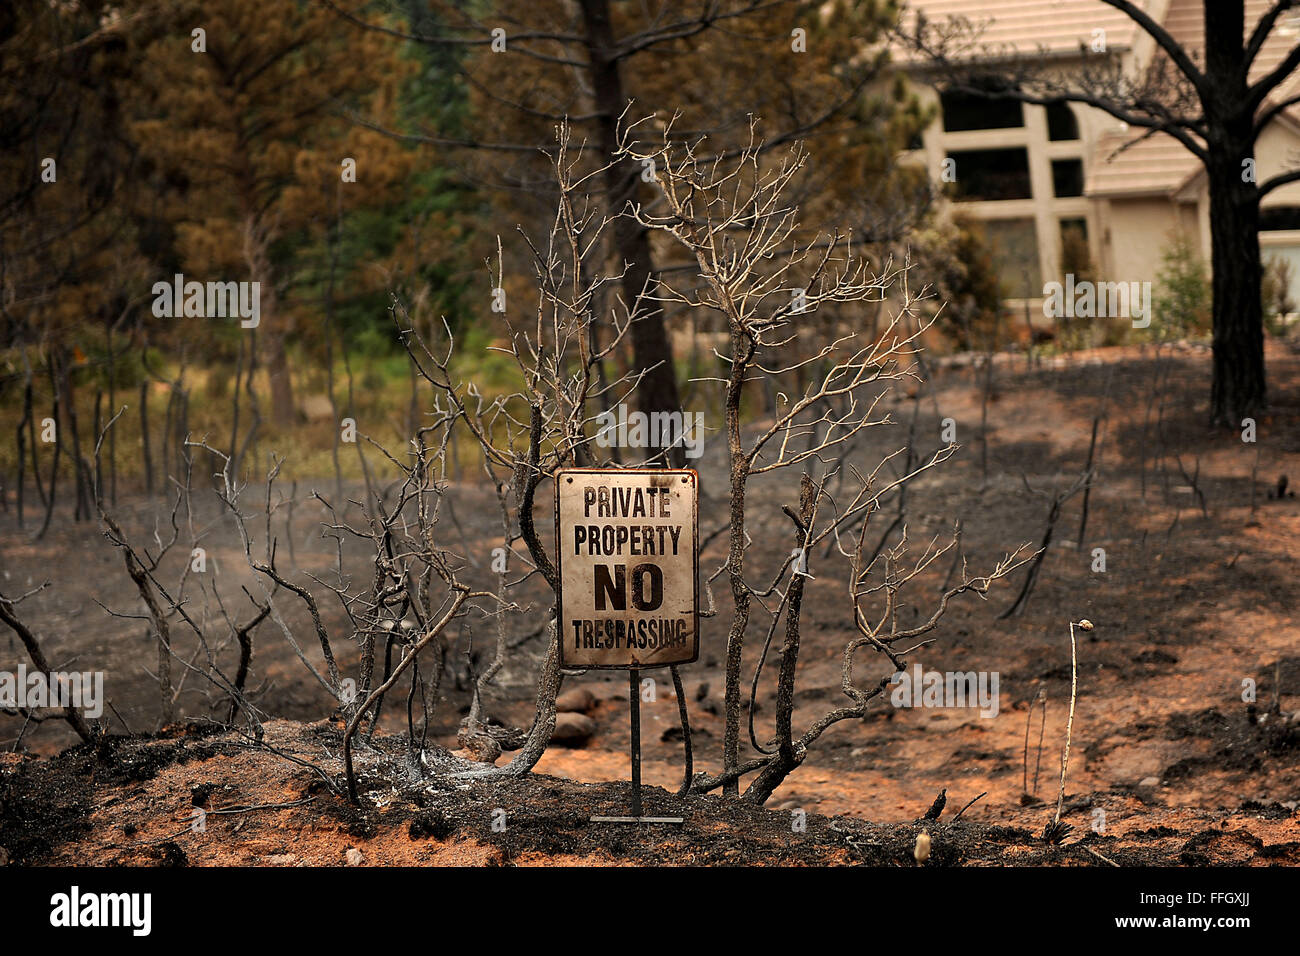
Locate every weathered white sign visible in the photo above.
<box><xmin>555</xmin><ymin>469</ymin><xmax>699</xmax><ymax>669</ymax></box>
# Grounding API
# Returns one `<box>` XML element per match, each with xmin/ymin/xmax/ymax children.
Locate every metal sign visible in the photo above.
<box><xmin>555</xmin><ymin>468</ymin><xmax>699</xmax><ymax>670</ymax></box>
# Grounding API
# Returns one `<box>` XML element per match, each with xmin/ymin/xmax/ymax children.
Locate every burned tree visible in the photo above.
<box><xmin>619</xmin><ymin>118</ymin><xmax>1031</xmax><ymax>801</ymax></box>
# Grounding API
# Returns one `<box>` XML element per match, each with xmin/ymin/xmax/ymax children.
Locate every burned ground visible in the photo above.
<box><xmin>2</xmin><ymin>341</ymin><xmax>1298</xmax><ymax>865</ymax></box>
<box><xmin>3</xmin><ymin>720</ymin><xmax>1296</xmax><ymax>866</ymax></box>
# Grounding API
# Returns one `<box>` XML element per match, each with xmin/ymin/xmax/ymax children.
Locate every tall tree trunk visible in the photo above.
<box><xmin>1206</xmin><ymin>156</ymin><xmax>1265</xmax><ymax>425</ymax></box>
<box><xmin>244</xmin><ymin>217</ymin><xmax>295</xmax><ymax>427</ymax></box>
<box><xmin>1205</xmin><ymin>2</ymin><xmax>1266</xmax><ymax>426</ymax></box>
<box><xmin>261</xmin><ymin>280</ymin><xmax>294</xmax><ymax>429</ymax></box>
<box><xmin>579</xmin><ymin>0</ymin><xmax>684</xmax><ymax>464</ymax></box>
<box><xmin>265</xmin><ymin>328</ymin><xmax>296</xmax><ymax>428</ymax></box>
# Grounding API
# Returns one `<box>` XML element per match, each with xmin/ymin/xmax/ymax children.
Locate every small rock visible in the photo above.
<box><xmin>345</xmin><ymin>847</ymin><xmax>364</xmax><ymax>867</ymax></box>
<box><xmin>1138</xmin><ymin>776</ymin><xmax>1161</xmax><ymax>788</ymax></box>
<box><xmin>456</xmin><ymin>734</ymin><xmax>502</xmax><ymax>764</ymax></box>
<box><xmin>451</xmin><ymin>745</ymin><xmax>498</xmax><ymax>765</ymax></box>
<box><xmin>913</xmin><ymin>831</ymin><xmax>931</xmax><ymax>863</ymax></box>
<box><xmin>551</xmin><ymin>711</ymin><xmax>597</xmax><ymax>745</ymax></box>
<box><xmin>555</xmin><ymin>687</ymin><xmax>596</xmax><ymax>713</ymax></box>
<box><xmin>265</xmin><ymin>854</ymin><xmax>297</xmax><ymax>865</ymax></box>
<box><xmin>298</xmin><ymin>393</ymin><xmax>335</xmax><ymax>422</ymax></box>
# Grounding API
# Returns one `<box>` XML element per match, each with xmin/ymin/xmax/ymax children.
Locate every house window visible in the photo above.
<box><xmin>947</xmin><ymin>148</ymin><xmax>1033</xmax><ymax>201</ymax></box>
<box><xmin>940</xmin><ymin>85</ymin><xmax>1024</xmax><ymax>131</ymax></box>
<box><xmin>1051</xmin><ymin>158</ymin><xmax>1085</xmax><ymax>197</ymax></box>
<box><xmin>983</xmin><ymin>218</ymin><xmax>1042</xmax><ymax>294</ymax></box>
<box><xmin>1046</xmin><ymin>102</ymin><xmax>1079</xmax><ymax>141</ymax></box>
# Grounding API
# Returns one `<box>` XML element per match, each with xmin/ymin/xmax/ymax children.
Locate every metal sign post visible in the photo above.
<box><xmin>627</xmin><ymin>668</ymin><xmax>643</xmax><ymax>819</ymax></box>
<box><xmin>556</xmin><ymin>468</ymin><xmax>698</xmax><ymax>825</ymax></box>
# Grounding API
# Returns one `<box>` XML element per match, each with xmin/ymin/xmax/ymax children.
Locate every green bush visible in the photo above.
<box><xmin>910</xmin><ymin>212</ymin><xmax>1005</xmax><ymax>352</ymax></box>
<box><xmin>1151</xmin><ymin>232</ymin><xmax>1211</xmax><ymax>340</ymax></box>
<box><xmin>1262</xmin><ymin>255</ymin><xmax>1295</xmax><ymax>336</ymax></box>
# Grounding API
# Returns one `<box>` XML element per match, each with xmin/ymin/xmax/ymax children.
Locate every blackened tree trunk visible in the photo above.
<box><xmin>1206</xmin><ymin>150</ymin><xmax>1266</xmax><ymax>425</ymax></box>
<box><xmin>1205</xmin><ymin>3</ymin><xmax>1266</xmax><ymax>425</ymax></box>
<box><xmin>579</xmin><ymin>0</ymin><xmax>684</xmax><ymax>465</ymax></box>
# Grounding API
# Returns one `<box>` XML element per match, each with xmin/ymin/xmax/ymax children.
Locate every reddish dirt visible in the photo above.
<box><xmin>3</xmin><ymin>720</ymin><xmax>1296</xmax><ymax>866</ymax></box>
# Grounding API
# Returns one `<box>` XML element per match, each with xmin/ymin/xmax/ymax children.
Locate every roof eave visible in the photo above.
<box><xmin>896</xmin><ymin>45</ymin><xmax>1131</xmax><ymax>75</ymax></box>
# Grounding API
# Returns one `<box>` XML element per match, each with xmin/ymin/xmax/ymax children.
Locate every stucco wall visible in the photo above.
<box><xmin>1096</xmin><ymin>198</ymin><xmax>1187</xmax><ymax>286</ymax></box>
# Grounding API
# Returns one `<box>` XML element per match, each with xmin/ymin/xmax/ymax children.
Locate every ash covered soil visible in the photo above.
<box><xmin>2</xmin><ymin>340</ymin><xmax>1300</xmax><ymax>865</ymax></box>
<box><xmin>3</xmin><ymin>720</ymin><xmax>1297</xmax><ymax>866</ymax></box>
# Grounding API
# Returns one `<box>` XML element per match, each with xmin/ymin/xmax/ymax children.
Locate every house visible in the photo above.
<box><xmin>893</xmin><ymin>0</ymin><xmax>1300</xmax><ymax>326</ymax></box>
